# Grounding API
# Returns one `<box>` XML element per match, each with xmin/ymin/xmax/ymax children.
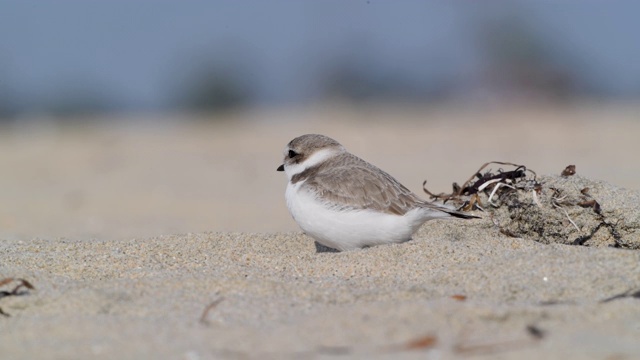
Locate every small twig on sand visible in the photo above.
<box><xmin>199</xmin><ymin>297</ymin><xmax>225</xmax><ymax>325</ymax></box>
<box><xmin>0</xmin><ymin>278</ymin><xmax>35</xmax><ymax>317</ymax></box>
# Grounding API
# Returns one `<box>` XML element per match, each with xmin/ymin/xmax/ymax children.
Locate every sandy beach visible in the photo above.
<box><xmin>1</xmin><ymin>105</ymin><xmax>639</xmax><ymax>359</ymax></box>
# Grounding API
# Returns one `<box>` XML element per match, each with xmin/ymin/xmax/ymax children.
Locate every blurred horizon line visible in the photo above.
<box><xmin>1</xmin><ymin>1</ymin><xmax>639</xmax><ymax>120</ymax></box>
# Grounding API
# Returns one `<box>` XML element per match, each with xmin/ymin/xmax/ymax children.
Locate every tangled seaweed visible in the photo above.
<box><xmin>423</xmin><ymin>162</ymin><xmax>638</xmax><ymax>249</ymax></box>
<box><xmin>423</xmin><ymin>161</ymin><xmax>539</xmax><ymax>212</ymax></box>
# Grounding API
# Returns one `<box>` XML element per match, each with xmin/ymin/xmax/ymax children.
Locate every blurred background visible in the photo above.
<box><xmin>1</xmin><ymin>1</ymin><xmax>639</xmax><ymax>240</ymax></box>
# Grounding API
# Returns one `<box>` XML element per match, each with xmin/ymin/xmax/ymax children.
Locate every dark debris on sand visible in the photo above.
<box><xmin>424</xmin><ymin>162</ymin><xmax>640</xmax><ymax>249</ymax></box>
<box><xmin>0</xmin><ymin>278</ymin><xmax>35</xmax><ymax>317</ymax></box>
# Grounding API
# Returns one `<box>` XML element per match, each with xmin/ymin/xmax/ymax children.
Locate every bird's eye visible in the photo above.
<box><xmin>288</xmin><ymin>150</ymin><xmax>298</xmax><ymax>158</ymax></box>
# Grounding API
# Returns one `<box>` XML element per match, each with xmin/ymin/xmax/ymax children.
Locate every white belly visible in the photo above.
<box><xmin>285</xmin><ymin>181</ymin><xmax>428</xmax><ymax>251</ymax></box>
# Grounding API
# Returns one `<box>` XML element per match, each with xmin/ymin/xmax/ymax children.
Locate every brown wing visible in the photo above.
<box><xmin>303</xmin><ymin>153</ymin><xmax>426</xmax><ymax>215</ymax></box>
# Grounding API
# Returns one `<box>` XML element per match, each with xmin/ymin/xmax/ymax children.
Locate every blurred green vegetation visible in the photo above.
<box><xmin>177</xmin><ymin>69</ymin><xmax>249</xmax><ymax>113</ymax></box>
<box><xmin>480</xmin><ymin>16</ymin><xmax>580</xmax><ymax>102</ymax></box>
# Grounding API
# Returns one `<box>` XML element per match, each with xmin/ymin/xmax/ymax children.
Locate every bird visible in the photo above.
<box><xmin>277</xmin><ymin>134</ymin><xmax>478</xmax><ymax>251</ymax></box>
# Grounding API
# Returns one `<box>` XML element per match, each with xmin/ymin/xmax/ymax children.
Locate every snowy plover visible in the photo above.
<box><xmin>277</xmin><ymin>134</ymin><xmax>478</xmax><ymax>251</ymax></box>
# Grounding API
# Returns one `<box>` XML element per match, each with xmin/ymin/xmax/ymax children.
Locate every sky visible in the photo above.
<box><xmin>1</xmin><ymin>1</ymin><xmax>639</xmax><ymax>115</ymax></box>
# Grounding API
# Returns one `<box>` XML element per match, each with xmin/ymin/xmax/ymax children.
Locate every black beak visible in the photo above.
<box><xmin>277</xmin><ymin>164</ymin><xmax>284</xmax><ymax>172</ymax></box>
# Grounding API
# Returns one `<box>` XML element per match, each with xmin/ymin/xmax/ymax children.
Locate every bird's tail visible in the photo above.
<box><xmin>422</xmin><ymin>201</ymin><xmax>481</xmax><ymax>219</ymax></box>
<box><xmin>443</xmin><ymin>208</ymin><xmax>480</xmax><ymax>219</ymax></box>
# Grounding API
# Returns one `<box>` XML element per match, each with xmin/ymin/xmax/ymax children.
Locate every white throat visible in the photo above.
<box><xmin>284</xmin><ymin>148</ymin><xmax>339</xmax><ymax>181</ymax></box>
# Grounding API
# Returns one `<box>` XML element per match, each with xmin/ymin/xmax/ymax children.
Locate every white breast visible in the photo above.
<box><xmin>285</xmin><ymin>180</ymin><xmax>430</xmax><ymax>251</ymax></box>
